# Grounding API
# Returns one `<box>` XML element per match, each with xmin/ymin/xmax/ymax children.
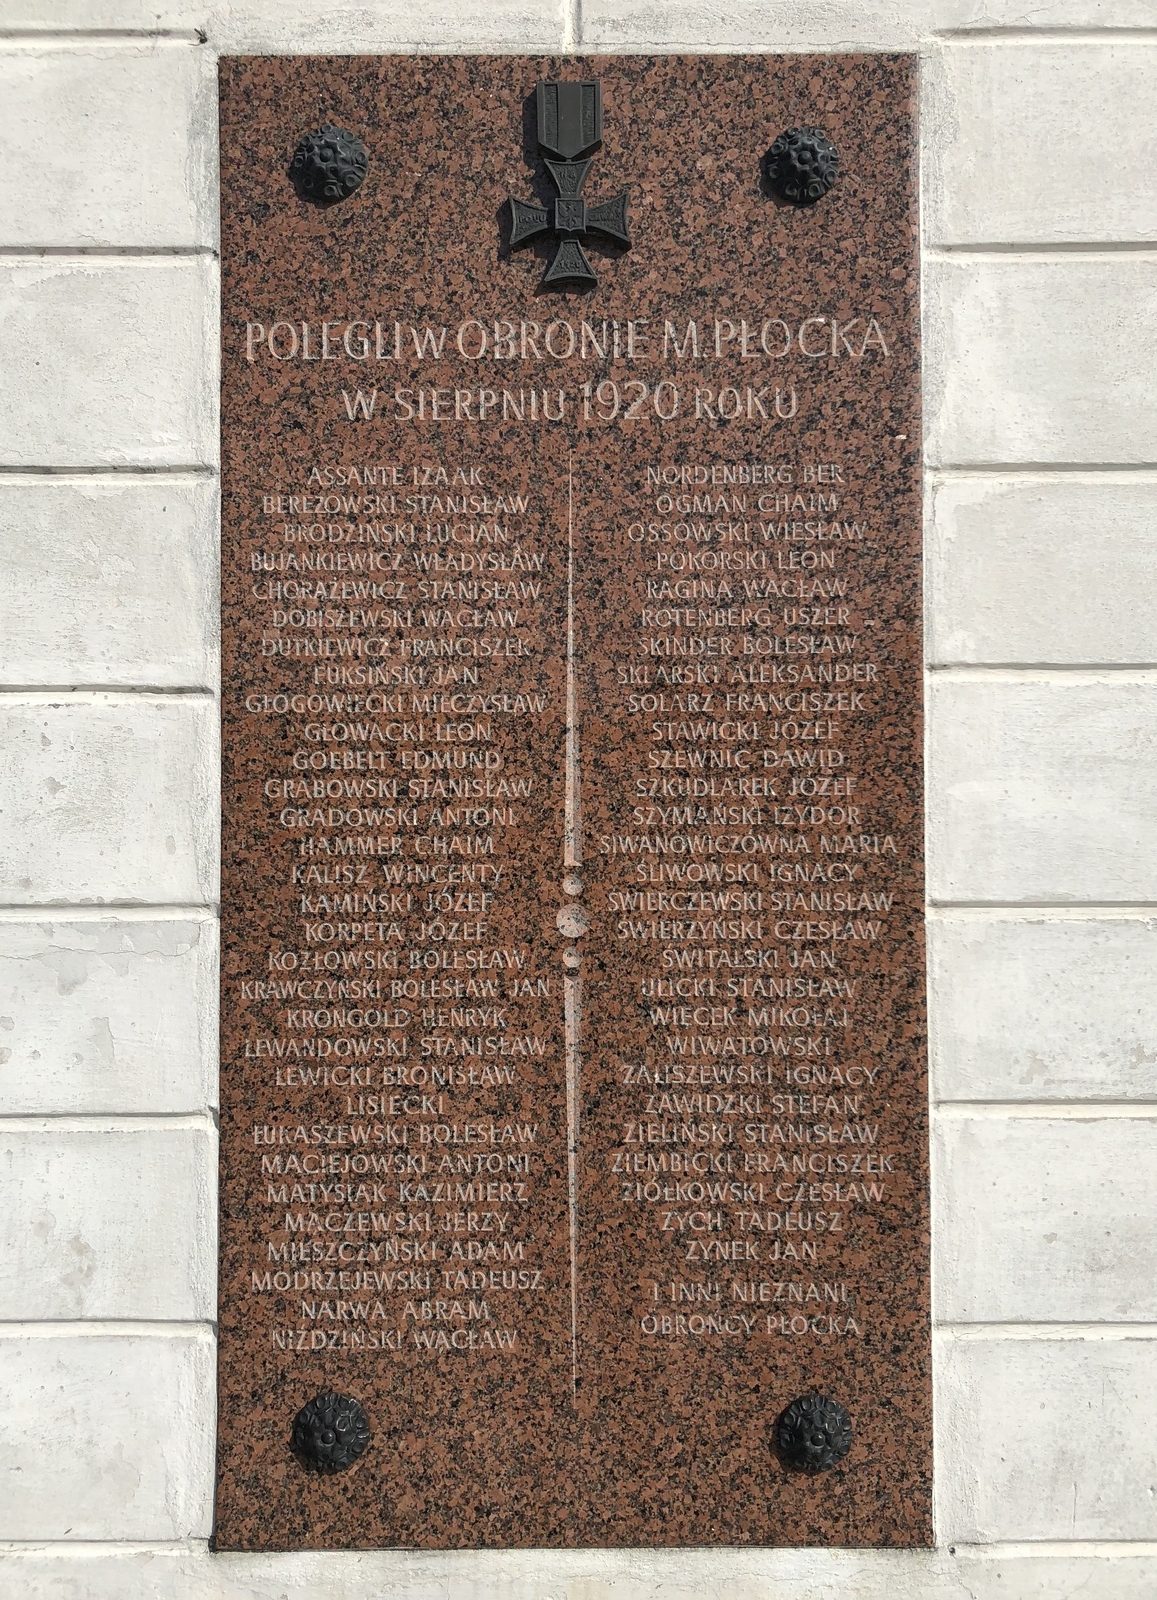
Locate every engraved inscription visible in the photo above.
<box><xmin>596</xmin><ymin>454</ymin><xmax>888</xmax><ymax>1345</ymax></box>
<box><xmin>239</xmin><ymin>456</ymin><xmax>558</xmax><ymax>1358</ymax></box>
<box><xmin>216</xmin><ymin>52</ymin><xmax>929</xmax><ymax>1552</ymax></box>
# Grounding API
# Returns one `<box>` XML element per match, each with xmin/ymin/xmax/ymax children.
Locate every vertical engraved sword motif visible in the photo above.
<box><xmin>565</xmin><ymin>454</ymin><xmax>582</xmax><ymax>875</ymax></box>
<box><xmin>564</xmin><ymin>453</ymin><xmax>582</xmax><ymax>1399</ymax></box>
<box><xmin>564</xmin><ymin>959</ymin><xmax>581</xmax><ymax>1399</ymax></box>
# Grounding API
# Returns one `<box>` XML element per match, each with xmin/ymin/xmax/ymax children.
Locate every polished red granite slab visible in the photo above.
<box><xmin>216</xmin><ymin>53</ymin><xmax>928</xmax><ymax>1550</ymax></box>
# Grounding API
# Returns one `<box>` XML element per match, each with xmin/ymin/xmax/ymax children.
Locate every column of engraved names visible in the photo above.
<box><xmin>609</xmin><ymin>457</ymin><xmax>893</xmax><ymax>1343</ymax></box>
<box><xmin>238</xmin><ymin>458</ymin><xmax>558</xmax><ymax>1358</ymax></box>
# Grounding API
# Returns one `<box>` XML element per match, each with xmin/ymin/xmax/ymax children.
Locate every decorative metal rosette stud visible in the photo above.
<box><xmin>774</xmin><ymin>1391</ymin><xmax>853</xmax><ymax>1473</ymax></box>
<box><xmin>289</xmin><ymin>124</ymin><xmax>368</xmax><ymax>206</ymax></box>
<box><xmin>765</xmin><ymin>127</ymin><xmax>839</xmax><ymax>206</ymax></box>
<box><xmin>290</xmin><ymin>1391</ymin><xmax>371</xmax><ymax>1473</ymax></box>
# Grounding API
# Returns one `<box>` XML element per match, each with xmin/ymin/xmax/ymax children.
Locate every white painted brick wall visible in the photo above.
<box><xmin>0</xmin><ymin>697</ymin><xmax>217</xmax><ymax>904</ymax></box>
<box><xmin>0</xmin><ymin>1</ymin><xmax>568</xmax><ymax>48</ymax></box>
<box><xmin>580</xmin><ymin>1</ymin><xmax>1157</xmax><ymax>50</ymax></box>
<box><xmin>923</xmin><ymin>43</ymin><xmax>1157</xmax><ymax>246</ymax></box>
<box><xmin>0</xmin><ymin>259</ymin><xmax>217</xmax><ymax>469</ymax></box>
<box><xmin>937</xmin><ymin>1335</ymin><xmax>1157</xmax><ymax>1541</ymax></box>
<box><xmin>934</xmin><ymin>1117</ymin><xmax>1157</xmax><ymax>1321</ymax></box>
<box><xmin>7</xmin><ymin>1548</ymin><xmax>1157</xmax><ymax>1600</ymax></box>
<box><xmin>929</xmin><ymin>914</ymin><xmax>1157</xmax><ymax>1101</ymax></box>
<box><xmin>929</xmin><ymin>677</ymin><xmax>1157</xmax><ymax>903</ymax></box>
<box><xmin>0</xmin><ymin>47</ymin><xmax>216</xmax><ymax>248</ymax></box>
<box><xmin>0</xmin><ymin>2</ymin><xmax>206</xmax><ymax>26</ymax></box>
<box><xmin>0</xmin><ymin>2</ymin><xmax>1154</xmax><ymax>1595</ymax></box>
<box><xmin>0</xmin><ymin>1331</ymin><xmax>214</xmax><ymax>1540</ymax></box>
<box><xmin>0</xmin><ymin>1124</ymin><xmax>215</xmax><ymax>1318</ymax></box>
<box><xmin>925</xmin><ymin>257</ymin><xmax>1157</xmax><ymax>465</ymax></box>
<box><xmin>927</xmin><ymin>476</ymin><xmax>1157</xmax><ymax>666</ymax></box>
<box><xmin>0</xmin><ymin>917</ymin><xmax>216</xmax><ymax>1113</ymax></box>
<box><xmin>0</xmin><ymin>478</ymin><xmax>218</xmax><ymax>687</ymax></box>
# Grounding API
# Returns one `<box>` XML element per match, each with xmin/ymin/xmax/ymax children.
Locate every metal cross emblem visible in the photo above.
<box><xmin>509</xmin><ymin>81</ymin><xmax>630</xmax><ymax>289</ymax></box>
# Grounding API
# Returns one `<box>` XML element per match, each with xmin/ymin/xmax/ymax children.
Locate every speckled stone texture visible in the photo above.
<box><xmin>217</xmin><ymin>54</ymin><xmax>927</xmax><ymax>1551</ymax></box>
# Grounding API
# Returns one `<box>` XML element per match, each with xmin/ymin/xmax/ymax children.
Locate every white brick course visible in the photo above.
<box><xmin>6</xmin><ymin>1547</ymin><xmax>1157</xmax><ymax>1600</ymax></box>
<box><xmin>13</xmin><ymin>0</ymin><xmax>1156</xmax><ymax>44</ymax></box>
<box><xmin>0</xmin><ymin>1332</ymin><xmax>214</xmax><ymax>1541</ymax></box>
<box><xmin>924</xmin><ymin>43</ymin><xmax>1157</xmax><ymax>246</ymax></box>
<box><xmin>0</xmin><ymin>3</ymin><xmax>205</xmax><ymax>26</ymax></box>
<box><xmin>928</xmin><ymin>677</ymin><xmax>1157</xmax><ymax>904</ymax></box>
<box><xmin>934</xmin><ymin>1116</ymin><xmax>1157</xmax><ymax>1322</ymax></box>
<box><xmin>579</xmin><ymin>1</ymin><xmax>1157</xmax><ymax>49</ymax></box>
<box><xmin>925</xmin><ymin>257</ymin><xmax>1157</xmax><ymax>465</ymax></box>
<box><xmin>0</xmin><ymin>2</ymin><xmax>566</xmax><ymax>45</ymax></box>
<box><xmin>929</xmin><ymin>914</ymin><xmax>1157</xmax><ymax>1101</ymax></box>
<box><xmin>0</xmin><ymin>47</ymin><xmax>216</xmax><ymax>247</ymax></box>
<box><xmin>0</xmin><ymin>917</ymin><xmax>216</xmax><ymax>1114</ymax></box>
<box><xmin>206</xmin><ymin>1</ymin><xmax>566</xmax><ymax>50</ymax></box>
<box><xmin>927</xmin><ymin>476</ymin><xmax>1157</xmax><ymax>665</ymax></box>
<box><xmin>0</xmin><ymin>1125</ymin><xmax>215</xmax><ymax>1318</ymax></box>
<box><xmin>0</xmin><ymin>478</ymin><xmax>217</xmax><ymax>687</ymax></box>
<box><xmin>0</xmin><ymin>697</ymin><xmax>217</xmax><ymax>905</ymax></box>
<box><xmin>0</xmin><ymin>259</ymin><xmax>216</xmax><ymax>468</ymax></box>
<box><xmin>937</xmin><ymin>1335</ymin><xmax>1157</xmax><ymax>1541</ymax></box>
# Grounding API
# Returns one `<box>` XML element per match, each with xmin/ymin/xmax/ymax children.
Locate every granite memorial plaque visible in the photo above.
<box><xmin>216</xmin><ymin>54</ymin><xmax>929</xmax><ymax>1550</ymax></box>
